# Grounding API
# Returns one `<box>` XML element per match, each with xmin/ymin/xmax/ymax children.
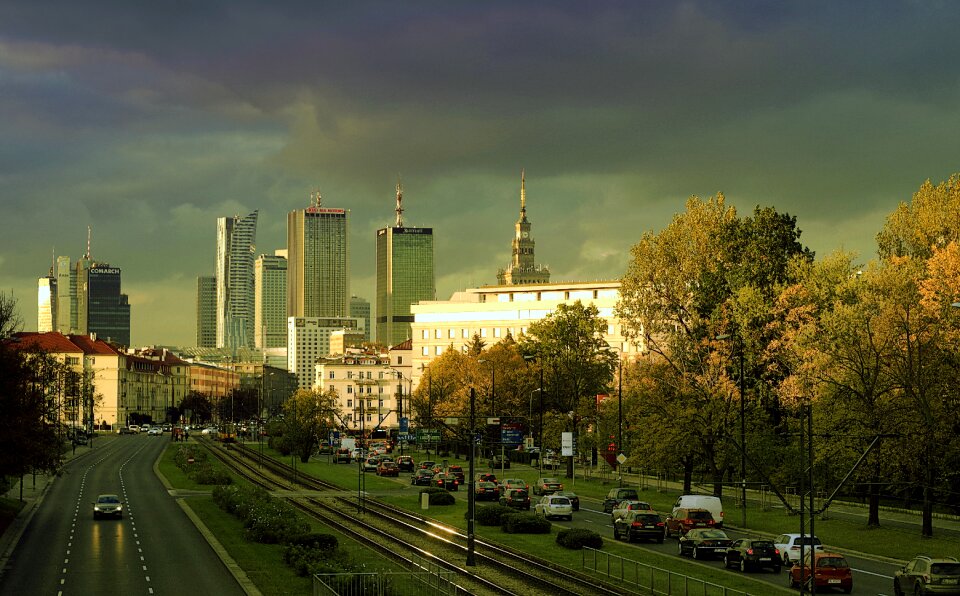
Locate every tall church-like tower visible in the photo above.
<box><xmin>497</xmin><ymin>170</ymin><xmax>550</xmax><ymax>285</ymax></box>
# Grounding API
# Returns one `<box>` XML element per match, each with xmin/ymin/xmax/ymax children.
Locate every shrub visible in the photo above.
<box><xmin>284</xmin><ymin>543</ymin><xmax>354</xmax><ymax>576</ymax></box>
<box><xmin>420</xmin><ymin>488</ymin><xmax>455</xmax><ymax>505</ymax></box>
<box><xmin>213</xmin><ymin>484</ymin><xmax>307</xmax><ymax>544</ymax></box>
<box><xmin>174</xmin><ymin>445</ymin><xmax>207</xmax><ymax>468</ymax></box>
<box><xmin>556</xmin><ymin>528</ymin><xmax>604</xmax><ymax>549</ymax></box>
<box><xmin>472</xmin><ymin>504</ymin><xmax>514</xmax><ymax>526</ymax></box>
<box><xmin>190</xmin><ymin>462</ymin><xmax>232</xmax><ymax>485</ymax></box>
<box><xmin>501</xmin><ymin>512</ymin><xmax>551</xmax><ymax>534</ymax></box>
<box><xmin>286</xmin><ymin>532</ymin><xmax>338</xmax><ymax>551</ymax></box>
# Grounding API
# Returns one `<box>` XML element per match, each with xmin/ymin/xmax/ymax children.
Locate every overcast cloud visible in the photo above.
<box><xmin>3</xmin><ymin>1</ymin><xmax>960</xmax><ymax>345</ymax></box>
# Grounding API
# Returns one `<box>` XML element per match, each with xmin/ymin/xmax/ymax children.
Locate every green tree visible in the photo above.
<box><xmin>519</xmin><ymin>301</ymin><xmax>616</xmax><ymax>478</ymax></box>
<box><xmin>179</xmin><ymin>390</ymin><xmax>213</xmax><ymax>425</ymax></box>
<box><xmin>877</xmin><ymin>174</ymin><xmax>960</xmax><ymax>260</ymax></box>
<box><xmin>282</xmin><ymin>388</ymin><xmax>341</xmax><ymax>463</ymax></box>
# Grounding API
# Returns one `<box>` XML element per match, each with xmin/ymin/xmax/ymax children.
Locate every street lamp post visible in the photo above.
<box><xmin>718</xmin><ymin>333</ymin><xmax>748</xmax><ymax>529</ymax></box>
<box><xmin>617</xmin><ymin>356</ymin><xmax>623</xmax><ymax>487</ymax></box>
<box><xmin>466</xmin><ymin>387</ymin><xmax>476</xmax><ymax>566</ymax></box>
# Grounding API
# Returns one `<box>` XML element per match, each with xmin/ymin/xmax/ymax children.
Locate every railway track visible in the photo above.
<box><xmin>199</xmin><ymin>439</ymin><xmax>632</xmax><ymax>596</ymax></box>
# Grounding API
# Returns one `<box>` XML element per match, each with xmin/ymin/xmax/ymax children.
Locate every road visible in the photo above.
<box><xmin>0</xmin><ymin>435</ymin><xmax>245</xmax><ymax>596</ymax></box>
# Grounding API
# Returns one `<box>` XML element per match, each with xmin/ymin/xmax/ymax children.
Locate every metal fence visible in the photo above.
<box><xmin>313</xmin><ymin>553</ymin><xmax>459</xmax><ymax>596</ymax></box>
<box><xmin>581</xmin><ymin>547</ymin><xmax>752</xmax><ymax>596</ymax></box>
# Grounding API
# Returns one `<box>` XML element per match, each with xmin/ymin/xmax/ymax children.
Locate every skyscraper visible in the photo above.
<box><xmin>376</xmin><ymin>181</ymin><xmax>435</xmax><ymax>348</ymax></box>
<box><xmin>37</xmin><ymin>274</ymin><xmax>57</xmax><ymax>332</ymax></box>
<box><xmin>350</xmin><ymin>295</ymin><xmax>371</xmax><ymax>343</ymax></box>
<box><xmin>196</xmin><ymin>275</ymin><xmax>217</xmax><ymax>348</ymax></box>
<box><xmin>287</xmin><ymin>192</ymin><xmax>349</xmax><ymax>319</ymax></box>
<box><xmin>82</xmin><ymin>265</ymin><xmax>131</xmax><ymax>346</ymax></box>
<box><xmin>497</xmin><ymin>170</ymin><xmax>550</xmax><ymax>285</ymax></box>
<box><xmin>255</xmin><ymin>252</ymin><xmax>288</xmax><ymax>349</ymax></box>
<box><xmin>56</xmin><ymin>255</ymin><xmax>76</xmax><ymax>333</ymax></box>
<box><xmin>216</xmin><ymin>211</ymin><xmax>259</xmax><ymax>349</ymax></box>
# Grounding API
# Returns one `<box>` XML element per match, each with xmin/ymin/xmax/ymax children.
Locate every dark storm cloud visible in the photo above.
<box><xmin>3</xmin><ymin>1</ymin><xmax>960</xmax><ymax>344</ymax></box>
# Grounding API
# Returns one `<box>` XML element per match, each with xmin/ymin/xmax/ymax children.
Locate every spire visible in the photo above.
<box><xmin>311</xmin><ymin>188</ymin><xmax>322</xmax><ymax>208</ymax></box>
<box><xmin>85</xmin><ymin>225</ymin><xmax>92</xmax><ymax>259</ymax></box>
<box><xmin>395</xmin><ymin>175</ymin><xmax>404</xmax><ymax>227</ymax></box>
<box><xmin>520</xmin><ymin>169</ymin><xmax>526</xmax><ymax>212</ymax></box>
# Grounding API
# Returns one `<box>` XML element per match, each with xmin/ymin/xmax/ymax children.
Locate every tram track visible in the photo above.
<box><xmin>199</xmin><ymin>439</ymin><xmax>632</xmax><ymax>596</ymax></box>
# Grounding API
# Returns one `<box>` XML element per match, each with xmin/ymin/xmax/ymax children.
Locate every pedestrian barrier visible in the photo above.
<box><xmin>313</xmin><ymin>553</ymin><xmax>459</xmax><ymax>596</ymax></box>
<box><xmin>581</xmin><ymin>547</ymin><xmax>752</xmax><ymax>596</ymax></box>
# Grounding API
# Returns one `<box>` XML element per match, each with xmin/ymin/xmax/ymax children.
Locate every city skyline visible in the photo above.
<box><xmin>4</xmin><ymin>2</ymin><xmax>960</xmax><ymax>345</ymax></box>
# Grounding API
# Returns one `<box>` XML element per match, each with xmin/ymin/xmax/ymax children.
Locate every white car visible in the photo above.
<box><xmin>534</xmin><ymin>495</ymin><xmax>573</xmax><ymax>521</ymax></box>
<box><xmin>147</xmin><ymin>427</ymin><xmax>161</xmax><ymax>436</ymax></box>
<box><xmin>773</xmin><ymin>533</ymin><xmax>823</xmax><ymax>566</ymax></box>
<box><xmin>611</xmin><ymin>500</ymin><xmax>653</xmax><ymax>522</ymax></box>
<box><xmin>200</xmin><ymin>426</ymin><xmax>218</xmax><ymax>435</ymax></box>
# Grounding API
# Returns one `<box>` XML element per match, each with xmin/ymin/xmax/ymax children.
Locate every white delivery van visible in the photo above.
<box><xmin>672</xmin><ymin>495</ymin><xmax>725</xmax><ymax>527</ymax></box>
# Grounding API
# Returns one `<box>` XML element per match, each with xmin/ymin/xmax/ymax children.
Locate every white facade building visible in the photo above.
<box><xmin>315</xmin><ymin>351</ymin><xmax>395</xmax><ymax>431</ymax></box>
<box><xmin>287</xmin><ymin>316</ymin><xmax>363</xmax><ymax>390</ymax></box>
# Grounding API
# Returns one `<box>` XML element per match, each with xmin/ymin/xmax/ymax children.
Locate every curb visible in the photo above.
<box><xmin>153</xmin><ymin>442</ymin><xmax>263</xmax><ymax>596</ymax></box>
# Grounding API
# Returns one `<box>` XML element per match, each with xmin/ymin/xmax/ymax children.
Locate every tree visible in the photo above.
<box><xmin>282</xmin><ymin>388</ymin><xmax>341</xmax><ymax>463</ymax></box>
<box><xmin>877</xmin><ymin>175</ymin><xmax>960</xmax><ymax>260</ymax></box>
<box><xmin>179</xmin><ymin>390</ymin><xmax>213</xmax><ymax>425</ymax></box>
<box><xmin>519</xmin><ymin>301</ymin><xmax>616</xmax><ymax>478</ymax></box>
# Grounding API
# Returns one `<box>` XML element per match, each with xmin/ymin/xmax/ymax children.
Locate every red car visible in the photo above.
<box><xmin>787</xmin><ymin>552</ymin><xmax>853</xmax><ymax>594</ymax></box>
<box><xmin>665</xmin><ymin>507</ymin><xmax>715</xmax><ymax>537</ymax></box>
<box><xmin>376</xmin><ymin>461</ymin><xmax>399</xmax><ymax>476</ymax></box>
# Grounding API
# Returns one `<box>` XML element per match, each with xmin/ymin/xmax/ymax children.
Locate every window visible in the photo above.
<box><xmin>435</xmin><ymin>328</ymin><xmax>441</xmax><ymax>339</ymax></box>
<box><xmin>347</xmin><ymin>371</ymin><xmax>354</xmax><ymax>379</ymax></box>
<box><xmin>347</xmin><ymin>399</ymin><xmax>353</xmax><ymax>408</ymax></box>
<box><xmin>378</xmin><ymin>371</ymin><xmax>384</xmax><ymax>379</ymax></box>
<box><xmin>347</xmin><ymin>386</ymin><xmax>353</xmax><ymax>394</ymax></box>
<box><xmin>448</xmin><ymin>328</ymin><xmax>455</xmax><ymax>338</ymax></box>
<box><xmin>397</xmin><ymin>356</ymin><xmax>403</xmax><ymax>364</ymax></box>
<box><xmin>422</xmin><ymin>347</ymin><xmax>429</xmax><ymax>356</ymax></box>
<box><xmin>366</xmin><ymin>371</ymin><xmax>372</xmax><ymax>379</ymax></box>
<box><xmin>435</xmin><ymin>346</ymin><xmax>443</xmax><ymax>355</ymax></box>
<box><xmin>494</xmin><ymin>328</ymin><xmax>501</xmax><ymax>338</ymax></box>
<box><xmin>421</xmin><ymin>330</ymin><xmax>429</xmax><ymax>340</ymax></box>
<box><xmin>480</xmin><ymin>328</ymin><xmax>487</xmax><ymax>337</ymax></box>
<box><xmin>329</xmin><ymin>371</ymin><xmax>335</xmax><ymax>379</ymax></box>
<box><xmin>462</xmin><ymin>328</ymin><xmax>468</xmax><ymax>338</ymax></box>
<box><xmin>366</xmin><ymin>413</ymin><xmax>372</xmax><ymax>422</ymax></box>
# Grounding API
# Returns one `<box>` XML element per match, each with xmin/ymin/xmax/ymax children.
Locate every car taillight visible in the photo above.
<box><xmin>774</xmin><ymin>548</ymin><xmax>780</xmax><ymax>555</ymax></box>
<box><xmin>747</xmin><ymin>549</ymin><xmax>754</xmax><ymax>555</ymax></box>
<box><xmin>632</xmin><ymin>522</ymin><xmax>642</xmax><ymax>528</ymax></box>
<box><xmin>559</xmin><ymin>484</ymin><xmax>564</xmax><ymax>490</ymax></box>
<box><xmin>656</xmin><ymin>522</ymin><xmax>664</xmax><ymax>527</ymax></box>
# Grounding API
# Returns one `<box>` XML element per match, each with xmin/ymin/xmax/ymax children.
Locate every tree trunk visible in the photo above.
<box><xmin>867</xmin><ymin>460</ymin><xmax>881</xmax><ymax>527</ymax></box>
<box><xmin>683</xmin><ymin>458</ymin><xmax>694</xmax><ymax>494</ymax></box>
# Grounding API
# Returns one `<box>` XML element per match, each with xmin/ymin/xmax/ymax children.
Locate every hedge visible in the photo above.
<box><xmin>471</xmin><ymin>504</ymin><xmax>515</xmax><ymax>526</ymax></box>
<box><xmin>556</xmin><ymin>528</ymin><xmax>604</xmax><ymax>549</ymax></box>
<box><xmin>501</xmin><ymin>512</ymin><xmax>551</xmax><ymax>534</ymax></box>
<box><xmin>420</xmin><ymin>487</ymin><xmax>456</xmax><ymax>505</ymax></box>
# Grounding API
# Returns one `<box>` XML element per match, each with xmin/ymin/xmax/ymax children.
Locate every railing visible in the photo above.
<box><xmin>581</xmin><ymin>547</ymin><xmax>752</xmax><ymax>596</ymax></box>
<box><xmin>313</xmin><ymin>553</ymin><xmax>459</xmax><ymax>596</ymax></box>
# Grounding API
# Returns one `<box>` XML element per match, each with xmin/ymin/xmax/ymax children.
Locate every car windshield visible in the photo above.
<box><xmin>551</xmin><ymin>497</ymin><xmax>570</xmax><ymax>505</ymax></box>
<box><xmin>689</xmin><ymin>511</ymin><xmax>712</xmax><ymax>520</ymax></box>
<box><xmin>752</xmin><ymin>541</ymin><xmax>775</xmax><ymax>548</ymax></box>
<box><xmin>511</xmin><ymin>490</ymin><xmax>528</xmax><ymax>498</ymax></box>
<box><xmin>98</xmin><ymin>496</ymin><xmax>119</xmax><ymax>504</ymax></box>
<box><xmin>932</xmin><ymin>563</ymin><xmax>960</xmax><ymax>575</ymax></box>
<box><xmin>542</xmin><ymin>478</ymin><xmax>559</xmax><ymax>484</ymax></box>
<box><xmin>636</xmin><ymin>514</ymin><xmax>660</xmax><ymax>522</ymax></box>
<box><xmin>817</xmin><ymin>557</ymin><xmax>849</xmax><ymax>568</ymax></box>
<box><xmin>698</xmin><ymin>529</ymin><xmax>727</xmax><ymax>538</ymax></box>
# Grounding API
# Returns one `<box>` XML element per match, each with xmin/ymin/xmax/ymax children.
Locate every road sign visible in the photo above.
<box><xmin>501</xmin><ymin>423</ymin><xmax>524</xmax><ymax>446</ymax></box>
<box><xmin>486</xmin><ymin>417</ymin><xmax>500</xmax><ymax>425</ymax></box>
<box><xmin>417</xmin><ymin>428</ymin><xmax>441</xmax><ymax>442</ymax></box>
<box><xmin>399</xmin><ymin>417</ymin><xmax>409</xmax><ymax>433</ymax></box>
<box><xmin>617</xmin><ymin>453</ymin><xmax>627</xmax><ymax>465</ymax></box>
<box><xmin>561</xmin><ymin>432</ymin><xmax>575</xmax><ymax>457</ymax></box>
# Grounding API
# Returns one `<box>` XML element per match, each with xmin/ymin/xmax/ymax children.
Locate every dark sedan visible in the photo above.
<box><xmin>724</xmin><ymin>538</ymin><xmax>783</xmax><ymax>573</ymax></box>
<box><xmin>433</xmin><ymin>472</ymin><xmax>460</xmax><ymax>491</ymax></box>
<box><xmin>678</xmin><ymin>528</ymin><xmax>732</xmax><ymax>560</ymax></box>
<box><xmin>411</xmin><ymin>469</ymin><xmax>434</xmax><ymax>486</ymax></box>
<box><xmin>613</xmin><ymin>511</ymin><xmax>665</xmax><ymax>543</ymax></box>
<box><xmin>475</xmin><ymin>481</ymin><xmax>500</xmax><ymax>501</ymax></box>
<box><xmin>396</xmin><ymin>455</ymin><xmax>415</xmax><ymax>472</ymax></box>
<box><xmin>499</xmin><ymin>488</ymin><xmax>531</xmax><ymax>510</ymax></box>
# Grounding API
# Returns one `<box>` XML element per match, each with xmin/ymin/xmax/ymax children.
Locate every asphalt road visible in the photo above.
<box><xmin>0</xmin><ymin>435</ymin><xmax>245</xmax><ymax>596</ymax></box>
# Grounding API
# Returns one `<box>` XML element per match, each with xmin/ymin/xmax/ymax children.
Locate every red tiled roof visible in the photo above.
<box><xmin>9</xmin><ymin>331</ymin><xmax>83</xmax><ymax>353</ymax></box>
<box><xmin>391</xmin><ymin>339</ymin><xmax>413</xmax><ymax>351</ymax></box>
<box><xmin>68</xmin><ymin>334</ymin><xmax>120</xmax><ymax>356</ymax></box>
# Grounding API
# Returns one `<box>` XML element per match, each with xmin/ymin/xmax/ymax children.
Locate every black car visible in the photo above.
<box><xmin>602</xmin><ymin>487</ymin><xmax>639</xmax><ymax>513</ymax></box>
<box><xmin>678</xmin><ymin>528</ymin><xmax>732</xmax><ymax>560</ymax></box>
<box><xmin>433</xmin><ymin>472</ymin><xmax>460</xmax><ymax>491</ymax></box>
<box><xmin>475</xmin><ymin>481</ymin><xmax>500</xmax><ymax>501</ymax></box>
<box><xmin>490</xmin><ymin>454</ymin><xmax>511</xmax><ymax>469</ymax></box>
<box><xmin>411</xmin><ymin>469</ymin><xmax>434</xmax><ymax>486</ymax></box>
<box><xmin>448</xmin><ymin>465</ymin><xmax>466</xmax><ymax>484</ymax></box>
<box><xmin>613</xmin><ymin>511</ymin><xmax>665</xmax><ymax>543</ymax></box>
<box><xmin>499</xmin><ymin>488</ymin><xmax>531</xmax><ymax>510</ymax></box>
<box><xmin>724</xmin><ymin>538</ymin><xmax>783</xmax><ymax>573</ymax></box>
<box><xmin>396</xmin><ymin>455</ymin><xmax>415</xmax><ymax>472</ymax></box>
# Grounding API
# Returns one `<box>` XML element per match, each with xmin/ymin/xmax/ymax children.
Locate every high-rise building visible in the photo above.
<box><xmin>81</xmin><ymin>265</ymin><xmax>131</xmax><ymax>346</ymax></box>
<box><xmin>287</xmin><ymin>316</ymin><xmax>362</xmax><ymax>389</ymax></box>
<box><xmin>255</xmin><ymin>252</ymin><xmax>288</xmax><ymax>349</ymax></box>
<box><xmin>196</xmin><ymin>275</ymin><xmax>217</xmax><ymax>348</ymax></box>
<box><xmin>56</xmin><ymin>255</ymin><xmax>76</xmax><ymax>333</ymax></box>
<box><xmin>37</xmin><ymin>274</ymin><xmax>57</xmax><ymax>332</ymax></box>
<box><xmin>287</xmin><ymin>192</ymin><xmax>349</xmax><ymax>320</ymax></box>
<box><xmin>216</xmin><ymin>211</ymin><xmax>259</xmax><ymax>349</ymax></box>
<box><xmin>497</xmin><ymin>170</ymin><xmax>550</xmax><ymax>285</ymax></box>
<box><xmin>376</xmin><ymin>181</ymin><xmax>435</xmax><ymax>348</ymax></box>
<box><xmin>350</xmin><ymin>295</ymin><xmax>371</xmax><ymax>343</ymax></box>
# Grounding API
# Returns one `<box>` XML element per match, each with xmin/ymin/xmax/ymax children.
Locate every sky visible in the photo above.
<box><xmin>3</xmin><ymin>1</ymin><xmax>960</xmax><ymax>346</ymax></box>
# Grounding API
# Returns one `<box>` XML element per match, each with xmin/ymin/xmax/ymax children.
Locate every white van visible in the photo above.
<box><xmin>672</xmin><ymin>495</ymin><xmax>725</xmax><ymax>528</ymax></box>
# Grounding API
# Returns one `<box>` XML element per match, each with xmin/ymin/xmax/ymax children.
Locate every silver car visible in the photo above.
<box><xmin>93</xmin><ymin>494</ymin><xmax>123</xmax><ymax>520</ymax></box>
<box><xmin>534</xmin><ymin>495</ymin><xmax>573</xmax><ymax>521</ymax></box>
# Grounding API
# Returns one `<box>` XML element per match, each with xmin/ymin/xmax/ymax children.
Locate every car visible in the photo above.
<box><xmin>477</xmin><ymin>472</ymin><xmax>498</xmax><ymax>484</ymax></box>
<box><xmin>490</xmin><ymin>454</ymin><xmax>511</xmax><ymax>469</ymax></box>
<box><xmin>534</xmin><ymin>495</ymin><xmax>573</xmax><ymax>521</ymax></box>
<box><xmin>613</xmin><ymin>511</ymin><xmax>665</xmax><ymax>543</ymax></box>
<box><xmin>351</xmin><ymin>448</ymin><xmax>366</xmax><ymax>461</ymax></box>
<box><xmin>774</xmin><ymin>533</ymin><xmax>824</xmax><ymax>566</ymax></box>
<box><xmin>474</xmin><ymin>481</ymin><xmax>500</xmax><ymax>501</ymax></box>
<box><xmin>448</xmin><ymin>465</ymin><xmax>465</xmax><ymax>483</ymax></box>
<box><xmin>412</xmin><ymin>469</ymin><xmax>435</xmax><ymax>486</ymax></box>
<box><xmin>418</xmin><ymin>460</ymin><xmax>437</xmax><ymax>471</ymax></box>
<box><xmin>678</xmin><ymin>528</ymin><xmax>733</xmax><ymax>559</ymax></box>
<box><xmin>893</xmin><ymin>555</ymin><xmax>960</xmax><ymax>596</ymax></box>
<box><xmin>602</xmin><ymin>487</ymin><xmax>639</xmax><ymax>513</ymax></box>
<box><xmin>672</xmin><ymin>495</ymin><xmax>725</xmax><ymax>528</ymax></box>
<box><xmin>334</xmin><ymin>448</ymin><xmax>353</xmax><ymax>463</ymax></box>
<box><xmin>725</xmin><ymin>538</ymin><xmax>783</xmax><ymax>573</ymax></box>
<box><xmin>554</xmin><ymin>490</ymin><xmax>580</xmax><ymax>511</ymax></box>
<box><xmin>611</xmin><ymin>499</ymin><xmax>653</xmax><ymax>521</ymax></box>
<box><xmin>499</xmin><ymin>488</ymin><xmax>531</xmax><ymax>510</ymax></box>
<box><xmin>376</xmin><ymin>461</ymin><xmax>399</xmax><ymax>476</ymax></box>
<box><xmin>787</xmin><ymin>551</ymin><xmax>853</xmax><ymax>594</ymax></box>
<box><xmin>140</xmin><ymin>424</ymin><xmax>152</xmax><ymax>433</ymax></box>
<box><xmin>396</xmin><ymin>455</ymin><xmax>415</xmax><ymax>472</ymax></box>
<box><xmin>147</xmin><ymin>427</ymin><xmax>161</xmax><ymax>436</ymax></box>
<box><xmin>502</xmin><ymin>478</ymin><xmax>528</xmax><ymax>491</ymax></box>
<box><xmin>533</xmin><ymin>477</ymin><xmax>563</xmax><ymax>496</ymax></box>
<box><xmin>200</xmin><ymin>426</ymin><xmax>217</xmax><ymax>435</ymax></box>
<box><xmin>433</xmin><ymin>472</ymin><xmax>459</xmax><ymax>491</ymax></box>
<box><xmin>118</xmin><ymin>426</ymin><xmax>135</xmax><ymax>435</ymax></box>
<box><xmin>128</xmin><ymin>424</ymin><xmax>142</xmax><ymax>434</ymax></box>
<box><xmin>93</xmin><ymin>494</ymin><xmax>123</xmax><ymax>520</ymax></box>
<box><xmin>362</xmin><ymin>457</ymin><xmax>380</xmax><ymax>472</ymax></box>
<box><xmin>162</xmin><ymin>423</ymin><xmax>173</xmax><ymax>433</ymax></box>
<box><xmin>665</xmin><ymin>507</ymin><xmax>715</xmax><ymax>537</ymax></box>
